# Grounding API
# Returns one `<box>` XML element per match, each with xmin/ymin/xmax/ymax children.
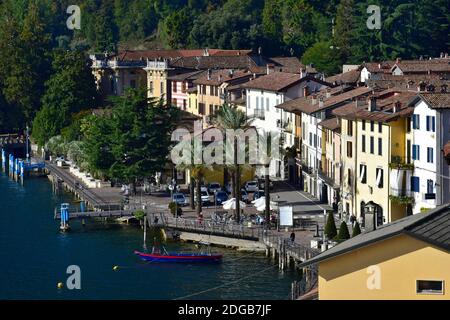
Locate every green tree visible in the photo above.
<box><xmin>352</xmin><ymin>221</ymin><xmax>362</xmax><ymax>237</ymax></box>
<box><xmin>214</xmin><ymin>104</ymin><xmax>253</xmax><ymax>223</ymax></box>
<box><xmin>32</xmin><ymin>50</ymin><xmax>97</xmax><ymax>146</ymax></box>
<box><xmin>333</xmin><ymin>0</ymin><xmax>356</xmax><ymax>64</ymax></box>
<box><xmin>108</xmin><ymin>88</ymin><xmax>180</xmax><ymax>192</ymax></box>
<box><xmin>337</xmin><ymin>221</ymin><xmax>350</xmax><ymax>241</ymax></box>
<box><xmin>324</xmin><ymin>212</ymin><xmax>337</xmax><ymax>240</ymax></box>
<box><xmin>301</xmin><ymin>41</ymin><xmax>341</xmax><ymax>75</ymax></box>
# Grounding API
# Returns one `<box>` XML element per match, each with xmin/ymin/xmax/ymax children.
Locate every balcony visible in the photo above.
<box><xmin>389</xmin><ymin>156</ymin><xmax>414</xmax><ymax>170</ymax></box>
<box><xmin>251</xmin><ymin>109</ymin><xmax>265</xmax><ymax>120</ymax></box>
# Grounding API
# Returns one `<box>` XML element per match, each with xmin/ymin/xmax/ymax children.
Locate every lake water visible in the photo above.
<box><xmin>0</xmin><ymin>173</ymin><xmax>299</xmax><ymax>300</ymax></box>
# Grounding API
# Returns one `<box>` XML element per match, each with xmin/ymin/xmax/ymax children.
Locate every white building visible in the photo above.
<box><xmin>243</xmin><ymin>71</ymin><xmax>327</xmax><ymax>179</ymax></box>
<box><xmin>409</xmin><ymin>92</ymin><xmax>450</xmax><ymax>213</ymax></box>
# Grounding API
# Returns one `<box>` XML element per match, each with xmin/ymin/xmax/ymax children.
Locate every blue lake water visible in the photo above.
<box><xmin>0</xmin><ymin>173</ymin><xmax>299</xmax><ymax>300</ymax></box>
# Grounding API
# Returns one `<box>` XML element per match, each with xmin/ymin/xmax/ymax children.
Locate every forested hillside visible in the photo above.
<box><xmin>0</xmin><ymin>0</ymin><xmax>449</xmax><ymax>132</ymax></box>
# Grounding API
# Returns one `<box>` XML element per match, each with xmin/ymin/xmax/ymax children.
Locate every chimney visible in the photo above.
<box><xmin>440</xmin><ymin>52</ymin><xmax>445</xmax><ymax>58</ymax></box>
<box><xmin>207</xmin><ymin>69</ymin><xmax>211</xmax><ymax>81</ymax></box>
<box><xmin>326</xmin><ymin>88</ymin><xmax>331</xmax><ymax>98</ymax></box>
<box><xmin>300</xmin><ymin>68</ymin><xmax>307</xmax><ymax>79</ymax></box>
<box><xmin>396</xmin><ymin>57</ymin><xmax>401</xmax><ymax>64</ymax></box>
<box><xmin>393</xmin><ymin>101</ymin><xmax>401</xmax><ymax>113</ymax></box>
<box><xmin>319</xmin><ymin>97</ymin><xmax>324</xmax><ymax>108</ymax></box>
<box><xmin>218</xmin><ymin>74</ymin><xmax>223</xmax><ymax>83</ymax></box>
<box><xmin>368</xmin><ymin>97</ymin><xmax>377</xmax><ymax>112</ymax></box>
<box><xmin>303</xmin><ymin>86</ymin><xmax>309</xmax><ymax>97</ymax></box>
<box><xmin>311</xmin><ymin>94</ymin><xmax>317</xmax><ymax>105</ymax></box>
<box><xmin>204</xmin><ymin>48</ymin><xmax>210</xmax><ymax>56</ymax></box>
<box><xmin>266</xmin><ymin>63</ymin><xmax>275</xmax><ymax>75</ymax></box>
<box><xmin>445</xmin><ymin>53</ymin><xmax>449</xmax><ymax>59</ymax></box>
<box><xmin>229</xmin><ymin>69</ymin><xmax>234</xmax><ymax>78</ymax></box>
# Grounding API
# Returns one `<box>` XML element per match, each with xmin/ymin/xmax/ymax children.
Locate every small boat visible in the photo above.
<box><xmin>134</xmin><ymin>243</ymin><xmax>223</xmax><ymax>263</ymax></box>
<box><xmin>134</xmin><ymin>251</ymin><xmax>223</xmax><ymax>263</ymax></box>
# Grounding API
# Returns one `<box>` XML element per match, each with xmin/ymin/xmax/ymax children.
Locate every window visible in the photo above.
<box><xmin>362</xmin><ymin>120</ymin><xmax>366</xmax><ymax>131</ymax></box>
<box><xmin>309</xmin><ymin>133</ymin><xmax>312</xmax><ymax>146</ymax></box>
<box><xmin>149</xmin><ymin>81</ymin><xmax>153</xmax><ymax>93</ymax></box>
<box><xmin>347</xmin><ymin>141</ymin><xmax>353</xmax><ymax>158</ymax></box>
<box><xmin>183</xmin><ymin>99</ymin><xmax>187</xmax><ymax>110</ymax></box>
<box><xmin>359</xmin><ymin>164</ymin><xmax>367</xmax><ymax>184</ymax></box>
<box><xmin>427</xmin><ymin>179</ymin><xmax>434</xmax><ymax>194</ymax></box>
<box><xmin>412</xmin><ymin>145</ymin><xmax>420</xmax><ymax>160</ymax></box>
<box><xmin>426</xmin><ymin>116</ymin><xmax>436</xmax><ymax>132</ymax></box>
<box><xmin>370</xmin><ymin>121</ymin><xmax>375</xmax><ymax>132</ymax></box>
<box><xmin>209</xmin><ymin>104</ymin><xmax>214</xmax><ymax>115</ymax></box>
<box><xmin>266</xmin><ymin>98</ymin><xmax>270</xmax><ymax>111</ymax></box>
<box><xmin>314</xmin><ymin>134</ymin><xmax>317</xmax><ymax>148</ymax></box>
<box><xmin>261</xmin><ymin>97</ymin><xmax>264</xmax><ymax>110</ymax></box>
<box><xmin>376</xmin><ymin>168</ymin><xmax>384</xmax><ymax>188</ymax></box>
<box><xmin>411</xmin><ymin>176</ymin><xmax>420</xmax><ymax>192</ymax></box>
<box><xmin>173</xmin><ymin>82</ymin><xmax>177</xmax><ymax>92</ymax></box>
<box><xmin>130</xmin><ymin>80</ymin><xmax>136</xmax><ymax>88</ymax></box>
<box><xmin>412</xmin><ymin>114</ymin><xmax>420</xmax><ymax>129</ymax></box>
<box><xmin>406</xmin><ymin>117</ymin><xmax>411</xmax><ymax>133</ymax></box>
<box><xmin>370</xmin><ymin>137</ymin><xmax>374</xmax><ymax>154</ymax></box>
<box><xmin>362</xmin><ymin>135</ymin><xmax>366</xmax><ymax>152</ymax></box>
<box><xmin>347</xmin><ymin>121</ymin><xmax>353</xmax><ymax>136</ymax></box>
<box><xmin>256</xmin><ymin>96</ymin><xmax>259</xmax><ymax>109</ymax></box>
<box><xmin>427</xmin><ymin>147</ymin><xmax>434</xmax><ymax>163</ymax></box>
<box><xmin>160</xmin><ymin>82</ymin><xmax>164</xmax><ymax>94</ymax></box>
<box><xmin>199</xmin><ymin>103</ymin><xmax>205</xmax><ymax>115</ymax></box>
<box><xmin>378</xmin><ymin>138</ymin><xmax>382</xmax><ymax>156</ymax></box>
<box><xmin>347</xmin><ymin>169</ymin><xmax>352</xmax><ymax>187</ymax></box>
<box><xmin>378</xmin><ymin>122</ymin><xmax>382</xmax><ymax>133</ymax></box>
<box><xmin>416</xmin><ymin>280</ymin><xmax>444</xmax><ymax>295</ymax></box>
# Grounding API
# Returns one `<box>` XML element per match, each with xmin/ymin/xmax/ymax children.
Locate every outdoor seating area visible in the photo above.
<box><xmin>69</xmin><ymin>165</ymin><xmax>111</xmax><ymax>189</ymax></box>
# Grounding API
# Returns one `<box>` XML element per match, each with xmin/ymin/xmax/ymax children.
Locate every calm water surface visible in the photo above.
<box><xmin>0</xmin><ymin>174</ymin><xmax>298</xmax><ymax>300</ymax></box>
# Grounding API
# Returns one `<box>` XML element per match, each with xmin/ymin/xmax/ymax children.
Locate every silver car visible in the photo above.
<box><xmin>245</xmin><ymin>181</ymin><xmax>259</xmax><ymax>193</ymax></box>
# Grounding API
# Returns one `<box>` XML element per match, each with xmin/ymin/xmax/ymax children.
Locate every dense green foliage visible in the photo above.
<box><xmin>337</xmin><ymin>221</ymin><xmax>351</xmax><ymax>241</ymax></box>
<box><xmin>32</xmin><ymin>50</ymin><xmax>97</xmax><ymax>146</ymax></box>
<box><xmin>324</xmin><ymin>212</ymin><xmax>338</xmax><ymax>240</ymax></box>
<box><xmin>352</xmin><ymin>221</ymin><xmax>362</xmax><ymax>237</ymax></box>
<box><xmin>82</xmin><ymin>88</ymin><xmax>180</xmax><ymax>185</ymax></box>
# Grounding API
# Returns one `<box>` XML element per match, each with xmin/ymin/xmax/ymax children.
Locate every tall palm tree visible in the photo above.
<box><xmin>214</xmin><ymin>104</ymin><xmax>252</xmax><ymax>223</ymax></box>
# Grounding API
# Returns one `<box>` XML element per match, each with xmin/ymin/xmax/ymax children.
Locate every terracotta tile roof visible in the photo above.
<box><xmin>115</xmin><ymin>49</ymin><xmax>253</xmax><ymax>61</ymax></box>
<box><xmin>326</xmin><ymin>69</ymin><xmax>361</xmax><ymax>85</ymax></box>
<box><xmin>169</xmin><ymin>56</ymin><xmax>257</xmax><ymax>70</ymax></box>
<box><xmin>193</xmin><ymin>70</ymin><xmax>253</xmax><ymax>86</ymax></box>
<box><xmin>362</xmin><ymin>61</ymin><xmax>395</xmax><ymax>73</ymax></box>
<box><xmin>366</xmin><ymin>75</ymin><xmax>450</xmax><ymax>91</ymax></box>
<box><xmin>167</xmin><ymin>70</ymin><xmax>206</xmax><ymax>82</ymax></box>
<box><xmin>277</xmin><ymin>86</ymin><xmax>372</xmax><ymax>115</ymax></box>
<box><xmin>269</xmin><ymin>57</ymin><xmax>316</xmax><ymax>74</ymax></box>
<box><xmin>418</xmin><ymin>93</ymin><xmax>450</xmax><ymax>109</ymax></box>
<box><xmin>242</xmin><ymin>72</ymin><xmax>306</xmax><ymax>92</ymax></box>
<box><xmin>339</xmin><ymin>90</ymin><xmax>417</xmax><ymax>122</ymax></box>
<box><xmin>318</xmin><ymin>117</ymin><xmax>341</xmax><ymax>131</ymax></box>
<box><xmin>392</xmin><ymin>59</ymin><xmax>450</xmax><ymax>73</ymax></box>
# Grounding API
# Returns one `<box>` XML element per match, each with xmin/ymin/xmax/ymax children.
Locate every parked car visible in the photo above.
<box><xmin>172</xmin><ymin>193</ymin><xmax>187</xmax><ymax>206</ymax></box>
<box><xmin>195</xmin><ymin>190</ymin><xmax>211</xmax><ymax>205</ymax></box>
<box><xmin>240</xmin><ymin>189</ymin><xmax>249</xmax><ymax>203</ymax></box>
<box><xmin>254</xmin><ymin>190</ymin><xmax>265</xmax><ymax>200</ymax></box>
<box><xmin>207</xmin><ymin>182</ymin><xmax>222</xmax><ymax>194</ymax></box>
<box><xmin>214</xmin><ymin>191</ymin><xmax>229</xmax><ymax>205</ymax></box>
<box><xmin>245</xmin><ymin>180</ymin><xmax>259</xmax><ymax>192</ymax></box>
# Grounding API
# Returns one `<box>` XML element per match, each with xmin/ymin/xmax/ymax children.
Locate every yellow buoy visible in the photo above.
<box><xmin>113</xmin><ymin>266</ymin><xmax>119</xmax><ymax>271</ymax></box>
<box><xmin>57</xmin><ymin>282</ymin><xmax>64</xmax><ymax>289</ymax></box>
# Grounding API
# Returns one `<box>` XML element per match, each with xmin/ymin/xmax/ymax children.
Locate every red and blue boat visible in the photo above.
<box><xmin>134</xmin><ymin>250</ymin><xmax>223</xmax><ymax>263</ymax></box>
<box><xmin>134</xmin><ymin>243</ymin><xmax>223</xmax><ymax>263</ymax></box>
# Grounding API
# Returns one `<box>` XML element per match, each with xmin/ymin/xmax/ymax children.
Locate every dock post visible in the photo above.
<box><xmin>143</xmin><ymin>214</ymin><xmax>147</xmax><ymax>245</ymax></box>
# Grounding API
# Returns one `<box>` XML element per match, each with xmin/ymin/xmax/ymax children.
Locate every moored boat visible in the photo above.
<box><xmin>134</xmin><ymin>250</ymin><xmax>223</xmax><ymax>263</ymax></box>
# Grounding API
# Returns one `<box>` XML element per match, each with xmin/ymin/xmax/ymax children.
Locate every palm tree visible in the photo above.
<box><xmin>214</xmin><ymin>104</ymin><xmax>252</xmax><ymax>223</ymax></box>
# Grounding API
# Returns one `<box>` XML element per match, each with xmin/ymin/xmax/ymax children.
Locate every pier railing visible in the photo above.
<box><xmin>147</xmin><ymin>214</ymin><xmax>265</xmax><ymax>240</ymax></box>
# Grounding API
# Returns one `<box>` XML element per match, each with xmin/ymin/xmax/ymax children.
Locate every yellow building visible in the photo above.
<box><xmin>338</xmin><ymin>91</ymin><xmax>416</xmax><ymax>226</ymax></box>
<box><xmin>299</xmin><ymin>204</ymin><xmax>450</xmax><ymax>300</ymax></box>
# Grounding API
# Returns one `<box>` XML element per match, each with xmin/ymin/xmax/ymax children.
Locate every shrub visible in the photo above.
<box><xmin>337</xmin><ymin>221</ymin><xmax>350</xmax><ymax>241</ymax></box>
<box><xmin>133</xmin><ymin>210</ymin><xmax>145</xmax><ymax>221</ymax></box>
<box><xmin>168</xmin><ymin>202</ymin><xmax>183</xmax><ymax>217</ymax></box>
<box><xmin>352</xmin><ymin>222</ymin><xmax>362</xmax><ymax>237</ymax></box>
<box><xmin>324</xmin><ymin>212</ymin><xmax>337</xmax><ymax>240</ymax></box>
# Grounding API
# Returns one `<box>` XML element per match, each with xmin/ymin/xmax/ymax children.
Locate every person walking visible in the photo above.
<box><xmin>290</xmin><ymin>232</ymin><xmax>296</xmax><ymax>245</ymax></box>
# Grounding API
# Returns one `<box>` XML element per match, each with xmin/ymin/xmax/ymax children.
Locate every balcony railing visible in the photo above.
<box><xmin>251</xmin><ymin>109</ymin><xmax>265</xmax><ymax>120</ymax></box>
<box><xmin>389</xmin><ymin>156</ymin><xmax>414</xmax><ymax>170</ymax></box>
